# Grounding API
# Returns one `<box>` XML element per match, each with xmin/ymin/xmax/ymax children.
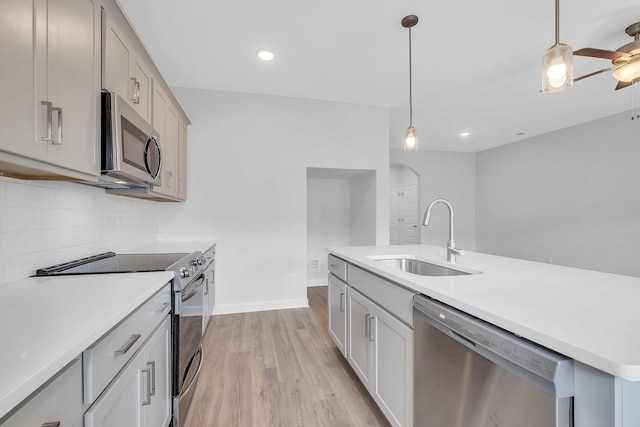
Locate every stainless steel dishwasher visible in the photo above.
<box><xmin>413</xmin><ymin>295</ymin><xmax>574</xmax><ymax>427</ymax></box>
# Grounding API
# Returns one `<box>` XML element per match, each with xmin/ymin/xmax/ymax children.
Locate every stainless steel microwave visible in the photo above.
<box><xmin>101</xmin><ymin>91</ymin><xmax>162</xmax><ymax>187</ymax></box>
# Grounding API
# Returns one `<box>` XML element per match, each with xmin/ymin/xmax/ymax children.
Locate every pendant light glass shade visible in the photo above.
<box><xmin>404</xmin><ymin>126</ymin><xmax>418</xmax><ymax>151</ymax></box>
<box><xmin>542</xmin><ymin>43</ymin><xmax>573</xmax><ymax>92</ymax></box>
<box><xmin>541</xmin><ymin>0</ymin><xmax>573</xmax><ymax>93</ymax></box>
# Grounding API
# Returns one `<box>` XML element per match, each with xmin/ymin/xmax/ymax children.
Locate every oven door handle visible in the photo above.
<box><xmin>181</xmin><ymin>344</ymin><xmax>204</xmax><ymax>397</ymax></box>
<box><xmin>181</xmin><ymin>274</ymin><xmax>206</xmax><ymax>302</ymax></box>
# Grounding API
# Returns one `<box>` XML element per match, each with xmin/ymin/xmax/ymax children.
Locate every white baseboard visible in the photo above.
<box><xmin>307</xmin><ymin>280</ymin><xmax>327</xmax><ymax>288</ymax></box>
<box><xmin>212</xmin><ymin>298</ymin><xmax>309</xmax><ymax>315</ymax></box>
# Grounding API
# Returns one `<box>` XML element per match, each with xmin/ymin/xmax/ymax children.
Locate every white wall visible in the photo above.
<box><xmin>0</xmin><ymin>177</ymin><xmax>158</xmax><ymax>284</ymax></box>
<box><xmin>307</xmin><ymin>177</ymin><xmax>351</xmax><ymax>286</ymax></box>
<box><xmin>389</xmin><ymin>149</ymin><xmax>476</xmax><ymax>251</ymax></box>
<box><xmin>350</xmin><ymin>171</ymin><xmax>377</xmax><ymax>246</ymax></box>
<box><xmin>159</xmin><ymin>88</ymin><xmax>390</xmax><ymax>314</ymax></box>
<box><xmin>476</xmin><ymin>110</ymin><xmax>640</xmax><ymax>277</ymax></box>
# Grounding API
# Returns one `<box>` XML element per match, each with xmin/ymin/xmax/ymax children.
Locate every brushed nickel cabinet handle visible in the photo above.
<box><xmin>114</xmin><ymin>334</ymin><xmax>141</xmax><ymax>356</ymax></box>
<box><xmin>147</xmin><ymin>361</ymin><xmax>156</xmax><ymax>396</ymax></box>
<box><xmin>339</xmin><ymin>292</ymin><xmax>345</xmax><ymax>312</ymax></box>
<box><xmin>51</xmin><ymin>106</ymin><xmax>62</xmax><ymax>145</ymax></box>
<box><xmin>130</xmin><ymin>78</ymin><xmax>141</xmax><ymax>104</ymax></box>
<box><xmin>141</xmin><ymin>367</ymin><xmax>151</xmax><ymax>405</ymax></box>
<box><xmin>40</xmin><ymin>101</ymin><xmax>52</xmax><ymax>141</ymax></box>
<box><xmin>41</xmin><ymin>423</ymin><xmax>61</xmax><ymax>427</ymax></box>
<box><xmin>155</xmin><ymin>302</ymin><xmax>170</xmax><ymax>314</ymax></box>
<box><xmin>369</xmin><ymin>316</ymin><xmax>375</xmax><ymax>342</ymax></box>
<box><xmin>364</xmin><ymin>313</ymin><xmax>370</xmax><ymax>337</ymax></box>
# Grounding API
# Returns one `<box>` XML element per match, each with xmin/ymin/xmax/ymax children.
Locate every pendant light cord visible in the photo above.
<box><xmin>555</xmin><ymin>0</ymin><xmax>560</xmax><ymax>45</ymax></box>
<box><xmin>408</xmin><ymin>26</ymin><xmax>413</xmax><ymax>127</ymax></box>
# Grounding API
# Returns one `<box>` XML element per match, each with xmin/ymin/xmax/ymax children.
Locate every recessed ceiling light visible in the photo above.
<box><xmin>459</xmin><ymin>131</ymin><xmax>470</xmax><ymax>137</ymax></box>
<box><xmin>256</xmin><ymin>49</ymin><xmax>275</xmax><ymax>61</ymax></box>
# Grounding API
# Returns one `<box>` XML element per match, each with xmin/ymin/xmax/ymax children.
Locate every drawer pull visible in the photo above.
<box><xmin>42</xmin><ymin>423</ymin><xmax>61</xmax><ymax>427</ymax></box>
<box><xmin>330</xmin><ymin>263</ymin><xmax>338</xmax><ymax>268</ymax></box>
<box><xmin>155</xmin><ymin>302</ymin><xmax>170</xmax><ymax>314</ymax></box>
<box><xmin>114</xmin><ymin>334</ymin><xmax>141</xmax><ymax>356</ymax></box>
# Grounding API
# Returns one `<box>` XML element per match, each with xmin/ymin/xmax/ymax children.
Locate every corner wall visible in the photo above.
<box><xmin>476</xmin><ymin>110</ymin><xmax>640</xmax><ymax>277</ymax></box>
<box><xmin>160</xmin><ymin>88</ymin><xmax>390</xmax><ymax>314</ymax></box>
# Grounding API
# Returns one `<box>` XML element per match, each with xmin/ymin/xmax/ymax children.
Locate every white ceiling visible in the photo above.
<box><xmin>118</xmin><ymin>0</ymin><xmax>640</xmax><ymax>152</ymax></box>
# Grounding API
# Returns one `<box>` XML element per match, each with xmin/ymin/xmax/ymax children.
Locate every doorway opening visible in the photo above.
<box><xmin>306</xmin><ymin>168</ymin><xmax>377</xmax><ymax>287</ymax></box>
<box><xmin>390</xmin><ymin>163</ymin><xmax>420</xmax><ymax>245</ymax></box>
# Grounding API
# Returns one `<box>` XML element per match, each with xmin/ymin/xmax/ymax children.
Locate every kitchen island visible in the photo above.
<box><xmin>328</xmin><ymin>244</ymin><xmax>640</xmax><ymax>427</ymax></box>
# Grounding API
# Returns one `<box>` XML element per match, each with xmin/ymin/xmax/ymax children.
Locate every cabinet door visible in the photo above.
<box><xmin>177</xmin><ymin>118</ymin><xmax>188</xmax><ymax>200</ymax></box>
<box><xmin>130</xmin><ymin>52</ymin><xmax>152</xmax><ymax>123</ymax></box>
<box><xmin>84</xmin><ymin>354</ymin><xmax>144</xmax><ymax>427</ymax></box>
<box><xmin>1</xmin><ymin>359</ymin><xmax>83</xmax><ymax>427</ymax></box>
<box><xmin>347</xmin><ymin>288</ymin><xmax>373</xmax><ymax>388</ymax></box>
<box><xmin>102</xmin><ymin>11</ymin><xmax>130</xmax><ymax>100</ymax></box>
<box><xmin>0</xmin><ymin>0</ymin><xmax>42</xmax><ymax>159</ymax></box>
<box><xmin>43</xmin><ymin>0</ymin><xmax>99</xmax><ymax>175</ymax></box>
<box><xmin>371</xmin><ymin>304</ymin><xmax>414</xmax><ymax>427</ymax></box>
<box><xmin>328</xmin><ymin>274</ymin><xmax>347</xmax><ymax>356</ymax></box>
<box><xmin>151</xmin><ymin>81</ymin><xmax>178</xmax><ymax>198</ymax></box>
<box><xmin>102</xmin><ymin>11</ymin><xmax>151</xmax><ymax>123</ymax></box>
<box><xmin>142</xmin><ymin>317</ymin><xmax>172</xmax><ymax>427</ymax></box>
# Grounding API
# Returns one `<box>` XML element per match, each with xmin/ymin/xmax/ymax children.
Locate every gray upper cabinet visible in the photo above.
<box><xmin>0</xmin><ymin>0</ymin><xmax>100</xmax><ymax>178</ymax></box>
<box><xmin>102</xmin><ymin>10</ymin><xmax>152</xmax><ymax>123</ymax></box>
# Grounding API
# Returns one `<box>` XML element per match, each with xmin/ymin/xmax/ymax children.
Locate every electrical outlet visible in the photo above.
<box><xmin>310</xmin><ymin>259</ymin><xmax>319</xmax><ymax>269</ymax></box>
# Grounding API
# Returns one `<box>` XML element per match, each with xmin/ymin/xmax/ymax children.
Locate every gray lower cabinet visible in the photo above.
<box><xmin>347</xmin><ymin>287</ymin><xmax>413</xmax><ymax>427</ymax></box>
<box><xmin>328</xmin><ymin>273</ymin><xmax>347</xmax><ymax>357</ymax></box>
<box><xmin>329</xmin><ymin>255</ymin><xmax>414</xmax><ymax>427</ymax></box>
<box><xmin>0</xmin><ymin>359</ymin><xmax>83</xmax><ymax>427</ymax></box>
<box><xmin>85</xmin><ymin>316</ymin><xmax>171</xmax><ymax>427</ymax></box>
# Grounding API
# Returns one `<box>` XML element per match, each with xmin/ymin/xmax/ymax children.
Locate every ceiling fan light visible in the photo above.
<box><xmin>612</xmin><ymin>60</ymin><xmax>640</xmax><ymax>83</ymax></box>
<box><xmin>542</xmin><ymin>43</ymin><xmax>574</xmax><ymax>92</ymax></box>
<box><xmin>404</xmin><ymin>126</ymin><xmax>418</xmax><ymax>151</ymax></box>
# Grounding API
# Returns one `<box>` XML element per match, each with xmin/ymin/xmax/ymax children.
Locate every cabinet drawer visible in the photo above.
<box><xmin>83</xmin><ymin>283</ymin><xmax>171</xmax><ymax>404</ymax></box>
<box><xmin>0</xmin><ymin>359</ymin><xmax>83</xmax><ymax>427</ymax></box>
<box><xmin>328</xmin><ymin>255</ymin><xmax>348</xmax><ymax>282</ymax></box>
<box><xmin>347</xmin><ymin>265</ymin><xmax>415</xmax><ymax>327</ymax></box>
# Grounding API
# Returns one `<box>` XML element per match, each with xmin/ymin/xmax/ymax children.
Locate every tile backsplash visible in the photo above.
<box><xmin>0</xmin><ymin>176</ymin><xmax>159</xmax><ymax>284</ymax></box>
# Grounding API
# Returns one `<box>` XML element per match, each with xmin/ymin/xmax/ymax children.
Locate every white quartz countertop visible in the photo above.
<box><xmin>0</xmin><ymin>271</ymin><xmax>174</xmax><ymax>419</ymax></box>
<box><xmin>328</xmin><ymin>244</ymin><xmax>640</xmax><ymax>381</ymax></box>
<box><xmin>122</xmin><ymin>240</ymin><xmax>216</xmax><ymax>255</ymax></box>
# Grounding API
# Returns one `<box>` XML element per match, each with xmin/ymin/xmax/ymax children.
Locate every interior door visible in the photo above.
<box><xmin>399</xmin><ymin>183</ymin><xmax>419</xmax><ymax>244</ymax></box>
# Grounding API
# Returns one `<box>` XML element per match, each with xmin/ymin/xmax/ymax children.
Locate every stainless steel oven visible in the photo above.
<box><xmin>35</xmin><ymin>251</ymin><xmax>207</xmax><ymax>427</ymax></box>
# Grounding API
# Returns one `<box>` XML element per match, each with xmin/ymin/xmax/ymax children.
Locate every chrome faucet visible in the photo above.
<box><xmin>423</xmin><ymin>198</ymin><xmax>464</xmax><ymax>264</ymax></box>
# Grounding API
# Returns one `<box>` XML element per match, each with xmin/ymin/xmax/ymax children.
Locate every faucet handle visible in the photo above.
<box><xmin>449</xmin><ymin>247</ymin><xmax>465</xmax><ymax>257</ymax></box>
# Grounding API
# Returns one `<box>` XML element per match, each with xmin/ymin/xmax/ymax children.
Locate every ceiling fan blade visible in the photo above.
<box><xmin>615</xmin><ymin>81</ymin><xmax>633</xmax><ymax>90</ymax></box>
<box><xmin>574</xmin><ymin>48</ymin><xmax>630</xmax><ymax>61</ymax></box>
<box><xmin>574</xmin><ymin>67</ymin><xmax>616</xmax><ymax>82</ymax></box>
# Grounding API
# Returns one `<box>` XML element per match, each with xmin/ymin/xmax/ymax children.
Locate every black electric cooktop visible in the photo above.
<box><xmin>35</xmin><ymin>252</ymin><xmax>189</xmax><ymax>276</ymax></box>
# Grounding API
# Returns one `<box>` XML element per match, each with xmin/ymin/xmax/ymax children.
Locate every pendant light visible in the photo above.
<box><xmin>402</xmin><ymin>15</ymin><xmax>419</xmax><ymax>151</ymax></box>
<box><xmin>542</xmin><ymin>0</ymin><xmax>573</xmax><ymax>92</ymax></box>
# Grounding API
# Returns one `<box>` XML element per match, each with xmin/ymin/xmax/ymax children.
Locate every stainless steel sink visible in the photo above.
<box><xmin>374</xmin><ymin>257</ymin><xmax>471</xmax><ymax>276</ymax></box>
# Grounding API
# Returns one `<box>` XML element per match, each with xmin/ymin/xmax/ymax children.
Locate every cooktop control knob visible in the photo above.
<box><xmin>197</xmin><ymin>256</ymin><xmax>205</xmax><ymax>265</ymax></box>
<box><xmin>179</xmin><ymin>266</ymin><xmax>190</xmax><ymax>278</ymax></box>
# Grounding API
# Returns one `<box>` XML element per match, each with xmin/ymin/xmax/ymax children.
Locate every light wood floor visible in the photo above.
<box><xmin>184</xmin><ymin>286</ymin><xmax>391</xmax><ymax>427</ymax></box>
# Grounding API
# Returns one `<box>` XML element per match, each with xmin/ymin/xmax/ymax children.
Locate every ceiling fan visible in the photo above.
<box><xmin>574</xmin><ymin>22</ymin><xmax>640</xmax><ymax>90</ymax></box>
